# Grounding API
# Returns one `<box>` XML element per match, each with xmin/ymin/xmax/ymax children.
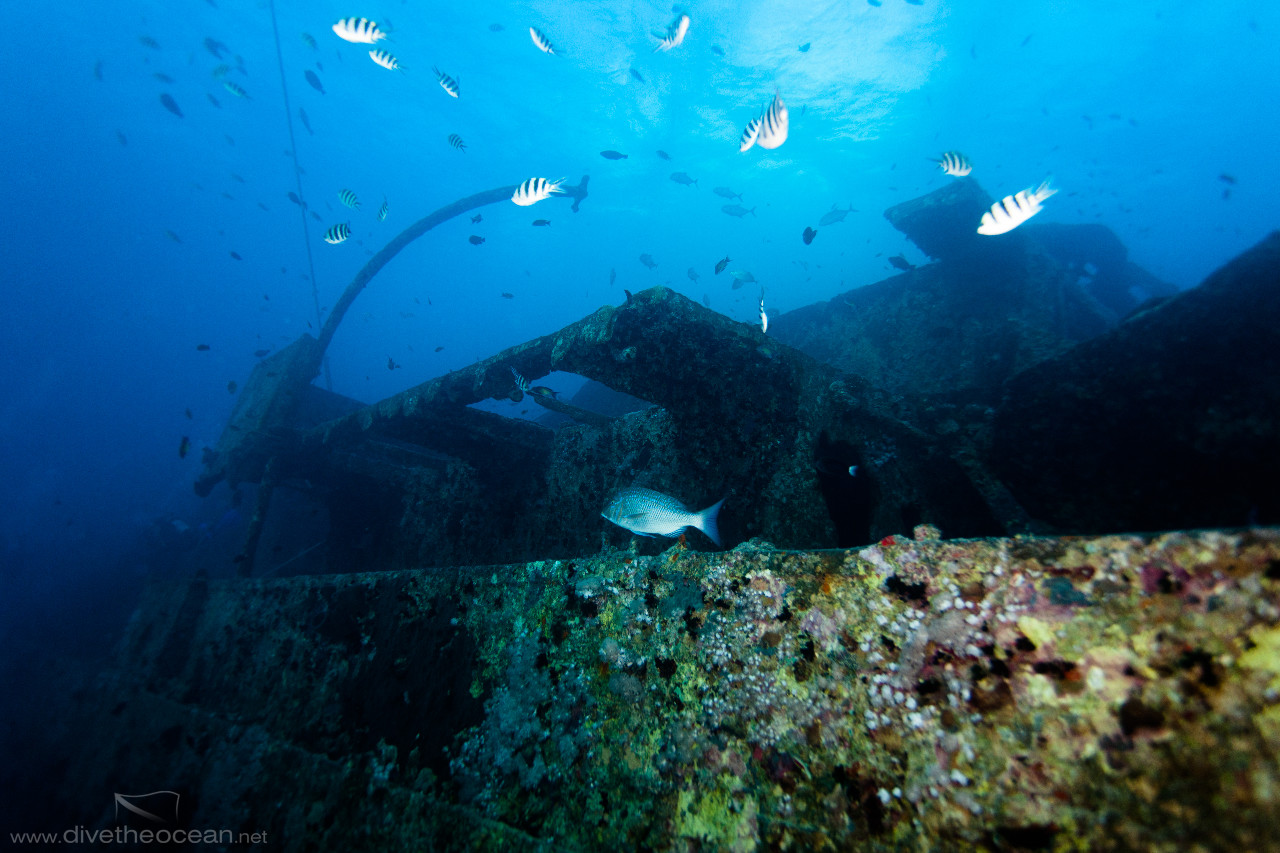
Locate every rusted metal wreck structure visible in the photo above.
<box><xmin>64</xmin><ymin>178</ymin><xmax>1280</xmax><ymax>851</ymax></box>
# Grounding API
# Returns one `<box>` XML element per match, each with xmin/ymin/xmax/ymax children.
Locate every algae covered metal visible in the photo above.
<box><xmin>59</xmin><ymin>527</ymin><xmax>1280</xmax><ymax>850</ymax></box>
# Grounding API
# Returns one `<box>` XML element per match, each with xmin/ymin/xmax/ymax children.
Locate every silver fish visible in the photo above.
<box><xmin>713</xmin><ymin>187</ymin><xmax>743</xmax><ymax>200</ymax></box>
<box><xmin>818</xmin><ymin>204</ymin><xmax>855</xmax><ymax>226</ymax></box>
<box><xmin>721</xmin><ymin>204</ymin><xmax>755</xmax><ymax>218</ymax></box>
<box><xmin>602</xmin><ymin>486</ymin><xmax>724</xmax><ymax>545</ymax></box>
<box><xmin>669</xmin><ymin>171</ymin><xmax>697</xmax><ymax>186</ymax></box>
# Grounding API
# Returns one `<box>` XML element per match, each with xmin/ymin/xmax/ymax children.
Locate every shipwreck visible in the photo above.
<box><xmin>52</xmin><ymin>177</ymin><xmax>1280</xmax><ymax>850</ymax></box>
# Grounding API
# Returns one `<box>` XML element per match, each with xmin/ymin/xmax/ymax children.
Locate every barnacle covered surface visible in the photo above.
<box><xmin>62</xmin><ymin>527</ymin><xmax>1280</xmax><ymax>850</ymax></box>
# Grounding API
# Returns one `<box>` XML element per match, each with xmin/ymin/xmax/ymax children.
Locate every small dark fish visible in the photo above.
<box><xmin>713</xmin><ymin>186</ymin><xmax>742</xmax><ymax>200</ymax></box>
<box><xmin>159</xmin><ymin>93</ymin><xmax>183</xmax><ymax>118</ymax></box>
<box><xmin>1223</xmin><ymin>188</ymin><xmax>1232</xmax><ymax>200</ymax></box>
<box><xmin>225</xmin><ymin>135</ymin><xmax>234</xmax><ymax>146</ymax></box>
<box><xmin>1218</xmin><ymin>173</ymin><xmax>1237</xmax><ymax>185</ymax></box>
<box><xmin>798</xmin><ymin>42</ymin><xmax>810</xmax><ymax>52</ymax></box>
<box><xmin>257</xmin><ymin>202</ymin><xmax>269</xmax><ymax>211</ymax></box>
<box><xmin>529</xmin><ymin>386</ymin><xmax>559</xmax><ymax>399</ymax></box>
<box><xmin>609</xmin><ymin>268</ymin><xmax>616</xmax><ymax>286</ymax></box>
<box><xmin>489</xmin><ymin>23</ymin><xmax>505</xmax><ymax>32</ymax></box>
<box><xmin>207</xmin><ymin>94</ymin><xmax>221</xmax><ymax>109</ymax></box>
<box><xmin>532</xmin><ymin>219</ymin><xmax>551</xmax><ymax>226</ymax></box>
<box><xmin>687</xmin><ymin>267</ymin><xmax>700</xmax><ymax>282</ymax></box>
<box><xmin>311</xmin><ymin>211</ymin><xmax>322</xmax><ymax>222</ymax></box>
<box><xmin>304</xmin><ymin>70</ymin><xmax>325</xmax><ymax>94</ymax></box>
<box><xmin>299</xmin><ymin>108</ymin><xmax>314</xmax><ymax>135</ymax></box>
<box><xmin>185</xmin><ymin>408</ymin><xmax>193</xmax><ymax>419</ymax></box>
<box><xmin>178</xmin><ymin>436</ymin><xmax>191</xmax><ymax>459</ymax></box>
<box><xmin>116</xmin><ymin>130</ymin><xmax>128</xmax><ymax>146</ymax></box>
<box><xmin>629</xmin><ymin>67</ymin><xmax>645</xmax><ymax>83</ymax></box>
<box><xmin>301</xmin><ymin>32</ymin><xmax>317</xmax><ymax>49</ymax></box>
<box><xmin>471</xmin><ymin>214</ymin><xmax>483</xmax><ymax>223</ymax></box>
<box><xmin>227</xmin><ymin>381</ymin><xmax>238</xmax><ymax>394</ymax></box>
<box><xmin>196</xmin><ymin>343</ymin><xmax>211</xmax><ymax>351</ymax></box>
<box><xmin>164</xmin><ymin>229</ymin><xmax>182</xmax><ymax>243</ymax></box>
<box><xmin>204</xmin><ymin>37</ymin><xmax>229</xmax><ymax>59</ymax></box>
<box><xmin>153</xmin><ymin>72</ymin><xmax>175</xmax><ymax>84</ymax></box>
<box><xmin>715</xmin><ymin>255</ymin><xmax>730</xmax><ymax>275</ymax></box>
<box><xmin>469</xmin><ymin>235</ymin><xmax>485</xmax><ymax>245</ymax></box>
<box><xmin>888</xmin><ymin>254</ymin><xmax>915</xmax><ymax>271</ymax></box>
<box><xmin>388</xmin><ymin>356</ymin><xmax>400</xmax><ymax>370</ymax></box>
<box><xmin>501</xmin><ymin>292</ymin><xmax>515</xmax><ymax>299</ymax></box>
<box><xmin>229</xmin><ymin>251</ymin><xmax>242</xmax><ymax>260</ymax></box>
<box><xmin>656</xmin><ymin>149</ymin><xmax>671</xmax><ymax>160</ymax></box>
<box><xmin>435</xmin><ymin>346</ymin><xmax>445</xmax><ymax>352</ymax></box>
<box><xmin>139</xmin><ymin>35</ymin><xmax>161</xmax><ymax>49</ymax></box>
<box><xmin>253</xmin><ymin>349</ymin><xmax>270</xmax><ymax>357</ymax></box>
<box><xmin>1020</xmin><ymin>34</ymin><xmax>1033</xmax><ymax>47</ymax></box>
<box><xmin>600</xmin><ymin>150</ymin><xmax>628</xmax><ymax>160</ymax></box>
<box><xmin>639</xmin><ymin>253</ymin><xmax>658</xmax><ymax>270</ymax></box>
<box><xmin>93</xmin><ymin>59</ymin><xmax>104</xmax><ymax>81</ymax></box>
<box><xmin>287</xmin><ymin>191</ymin><xmax>304</xmax><ymax>207</ymax></box>
<box><xmin>720</xmin><ymin>204</ymin><xmax>755</xmax><ymax>217</ymax></box>
<box><xmin>669</xmin><ymin>171</ymin><xmax>697</xmax><ymax>186</ymax></box>
<box><xmin>802</xmin><ymin>226</ymin><xmax>817</xmax><ymax>245</ymax></box>
<box><xmin>710</xmin><ymin>44</ymin><xmax>724</xmax><ymax>56</ymax></box>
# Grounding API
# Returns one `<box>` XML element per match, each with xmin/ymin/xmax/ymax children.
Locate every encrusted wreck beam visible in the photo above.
<box><xmin>55</xmin><ymin>527</ymin><xmax>1280</xmax><ymax>850</ymax></box>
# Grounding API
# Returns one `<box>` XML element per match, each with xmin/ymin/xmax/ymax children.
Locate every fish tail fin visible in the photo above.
<box><xmin>750</xmin><ymin>207</ymin><xmax>757</xmax><ymax>216</ymax></box>
<box><xmin>697</xmin><ymin>498</ymin><xmax>726</xmax><ymax>547</ymax></box>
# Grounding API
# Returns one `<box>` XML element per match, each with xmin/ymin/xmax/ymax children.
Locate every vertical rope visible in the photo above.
<box><xmin>267</xmin><ymin>0</ymin><xmax>331</xmax><ymax>390</ymax></box>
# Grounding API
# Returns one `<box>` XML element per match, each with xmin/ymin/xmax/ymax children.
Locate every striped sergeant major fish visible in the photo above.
<box><xmin>338</xmin><ymin>189</ymin><xmax>360</xmax><ymax>209</ymax></box>
<box><xmin>511</xmin><ymin>177</ymin><xmax>565</xmax><ymax>206</ymax></box>
<box><xmin>222</xmin><ymin>80</ymin><xmax>249</xmax><ymax>98</ymax></box>
<box><xmin>977</xmin><ymin>180</ymin><xmax>1057</xmax><ymax>235</ymax></box>
<box><xmin>934</xmin><ymin>151</ymin><xmax>973</xmax><ymax>177</ymax></box>
<box><xmin>529</xmin><ymin>26</ymin><xmax>556</xmax><ymax>55</ymax></box>
<box><xmin>323</xmin><ymin>222</ymin><xmax>351</xmax><ymax>244</ymax></box>
<box><xmin>433</xmin><ymin>66</ymin><xmax>459</xmax><ymax>97</ymax></box>
<box><xmin>332</xmin><ymin>17</ymin><xmax>386</xmax><ymax>44</ymax></box>
<box><xmin>653</xmin><ymin>14</ymin><xmax>690</xmax><ymax>52</ymax></box>
<box><xmin>447</xmin><ymin>133</ymin><xmax>467</xmax><ymax>152</ymax></box>
<box><xmin>377</xmin><ymin>198</ymin><xmax>388</xmax><ymax>221</ymax></box>
<box><xmin>756</xmin><ymin>91</ymin><xmax>788</xmax><ymax>149</ymax></box>
<box><xmin>739</xmin><ymin>115</ymin><xmax>762</xmax><ymax>152</ymax></box>
<box><xmin>368</xmin><ymin>49</ymin><xmax>403</xmax><ymax>71</ymax></box>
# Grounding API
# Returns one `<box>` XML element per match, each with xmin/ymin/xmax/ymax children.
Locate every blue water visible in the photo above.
<box><xmin>1</xmin><ymin>1</ymin><xmax>1276</xmax><ymax>657</ymax></box>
